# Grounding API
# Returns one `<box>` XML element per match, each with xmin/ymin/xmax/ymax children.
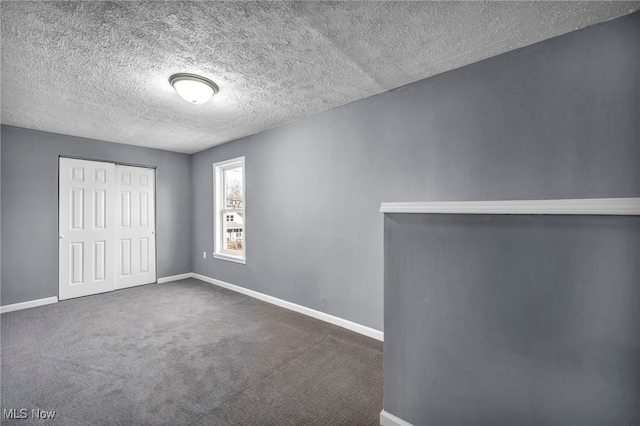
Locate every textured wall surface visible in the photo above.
<box><xmin>0</xmin><ymin>126</ymin><xmax>192</xmax><ymax>306</ymax></box>
<box><xmin>191</xmin><ymin>12</ymin><xmax>639</xmax><ymax>332</ymax></box>
<box><xmin>384</xmin><ymin>213</ymin><xmax>640</xmax><ymax>425</ymax></box>
<box><xmin>1</xmin><ymin>1</ymin><xmax>638</xmax><ymax>153</ymax></box>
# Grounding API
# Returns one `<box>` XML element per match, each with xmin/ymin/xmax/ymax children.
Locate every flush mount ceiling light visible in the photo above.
<box><xmin>169</xmin><ymin>73</ymin><xmax>219</xmax><ymax>104</ymax></box>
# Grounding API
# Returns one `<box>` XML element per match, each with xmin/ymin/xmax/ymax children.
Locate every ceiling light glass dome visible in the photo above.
<box><xmin>169</xmin><ymin>73</ymin><xmax>219</xmax><ymax>104</ymax></box>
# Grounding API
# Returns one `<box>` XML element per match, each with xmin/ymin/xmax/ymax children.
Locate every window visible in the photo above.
<box><xmin>213</xmin><ymin>157</ymin><xmax>245</xmax><ymax>263</ymax></box>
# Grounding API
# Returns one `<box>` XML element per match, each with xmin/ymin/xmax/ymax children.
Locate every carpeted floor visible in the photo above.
<box><xmin>1</xmin><ymin>278</ymin><xmax>383</xmax><ymax>425</ymax></box>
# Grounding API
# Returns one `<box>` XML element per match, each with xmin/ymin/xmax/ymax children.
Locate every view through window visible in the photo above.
<box><xmin>223</xmin><ymin>167</ymin><xmax>243</xmax><ymax>251</ymax></box>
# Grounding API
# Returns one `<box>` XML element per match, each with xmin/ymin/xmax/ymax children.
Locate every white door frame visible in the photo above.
<box><xmin>58</xmin><ymin>156</ymin><xmax>157</xmax><ymax>300</ymax></box>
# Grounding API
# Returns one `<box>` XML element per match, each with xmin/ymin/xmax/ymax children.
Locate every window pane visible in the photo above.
<box><xmin>224</xmin><ymin>167</ymin><xmax>243</xmax><ymax>208</ymax></box>
<box><xmin>223</xmin><ymin>212</ymin><xmax>243</xmax><ymax>252</ymax></box>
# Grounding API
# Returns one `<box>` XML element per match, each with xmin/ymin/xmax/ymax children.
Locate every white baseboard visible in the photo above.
<box><xmin>157</xmin><ymin>273</ymin><xmax>194</xmax><ymax>283</ymax></box>
<box><xmin>192</xmin><ymin>273</ymin><xmax>384</xmax><ymax>341</ymax></box>
<box><xmin>1</xmin><ymin>297</ymin><xmax>59</xmax><ymax>314</ymax></box>
<box><xmin>0</xmin><ymin>273</ymin><xmax>383</xmax><ymax>342</ymax></box>
<box><xmin>380</xmin><ymin>410</ymin><xmax>414</xmax><ymax>426</ymax></box>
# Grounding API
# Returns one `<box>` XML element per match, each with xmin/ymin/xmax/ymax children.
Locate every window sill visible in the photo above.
<box><xmin>213</xmin><ymin>252</ymin><xmax>246</xmax><ymax>264</ymax></box>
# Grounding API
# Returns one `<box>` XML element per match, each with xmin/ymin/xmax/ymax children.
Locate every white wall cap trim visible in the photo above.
<box><xmin>192</xmin><ymin>273</ymin><xmax>383</xmax><ymax>341</ymax></box>
<box><xmin>1</xmin><ymin>297</ymin><xmax>59</xmax><ymax>314</ymax></box>
<box><xmin>380</xmin><ymin>410</ymin><xmax>414</xmax><ymax>426</ymax></box>
<box><xmin>380</xmin><ymin>198</ymin><xmax>640</xmax><ymax>215</ymax></box>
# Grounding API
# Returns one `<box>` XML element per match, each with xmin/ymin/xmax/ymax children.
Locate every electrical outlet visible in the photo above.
<box><xmin>203</xmin><ymin>251</ymin><xmax>207</xmax><ymax>259</ymax></box>
<box><xmin>320</xmin><ymin>297</ymin><xmax>326</xmax><ymax>309</ymax></box>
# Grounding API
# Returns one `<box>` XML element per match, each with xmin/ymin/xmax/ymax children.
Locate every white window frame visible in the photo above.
<box><xmin>213</xmin><ymin>156</ymin><xmax>246</xmax><ymax>264</ymax></box>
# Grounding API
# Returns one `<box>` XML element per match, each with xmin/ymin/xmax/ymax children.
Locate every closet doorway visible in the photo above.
<box><xmin>59</xmin><ymin>157</ymin><xmax>156</xmax><ymax>300</ymax></box>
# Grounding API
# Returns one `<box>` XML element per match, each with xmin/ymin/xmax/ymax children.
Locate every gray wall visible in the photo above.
<box><xmin>1</xmin><ymin>125</ymin><xmax>192</xmax><ymax>306</ymax></box>
<box><xmin>384</xmin><ymin>213</ymin><xmax>640</xmax><ymax>425</ymax></box>
<box><xmin>0</xmin><ymin>136</ymin><xmax>2</xmax><ymax>307</ymax></box>
<box><xmin>191</xmin><ymin>12</ymin><xmax>639</xmax><ymax>331</ymax></box>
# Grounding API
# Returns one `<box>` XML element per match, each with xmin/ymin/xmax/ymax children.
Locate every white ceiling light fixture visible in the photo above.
<box><xmin>169</xmin><ymin>73</ymin><xmax>219</xmax><ymax>104</ymax></box>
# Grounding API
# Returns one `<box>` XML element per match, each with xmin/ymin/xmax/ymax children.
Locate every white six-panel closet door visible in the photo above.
<box><xmin>115</xmin><ymin>165</ymin><xmax>156</xmax><ymax>289</ymax></box>
<box><xmin>59</xmin><ymin>158</ymin><xmax>116</xmax><ymax>300</ymax></box>
<box><xmin>59</xmin><ymin>158</ymin><xmax>157</xmax><ymax>301</ymax></box>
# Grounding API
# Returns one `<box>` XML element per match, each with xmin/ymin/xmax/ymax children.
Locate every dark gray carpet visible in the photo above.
<box><xmin>1</xmin><ymin>278</ymin><xmax>382</xmax><ymax>425</ymax></box>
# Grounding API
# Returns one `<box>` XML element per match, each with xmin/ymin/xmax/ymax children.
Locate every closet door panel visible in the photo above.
<box><xmin>115</xmin><ymin>165</ymin><xmax>156</xmax><ymax>289</ymax></box>
<box><xmin>59</xmin><ymin>158</ymin><xmax>116</xmax><ymax>300</ymax></box>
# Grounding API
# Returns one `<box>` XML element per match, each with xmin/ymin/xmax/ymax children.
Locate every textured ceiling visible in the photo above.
<box><xmin>2</xmin><ymin>1</ymin><xmax>639</xmax><ymax>154</ymax></box>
